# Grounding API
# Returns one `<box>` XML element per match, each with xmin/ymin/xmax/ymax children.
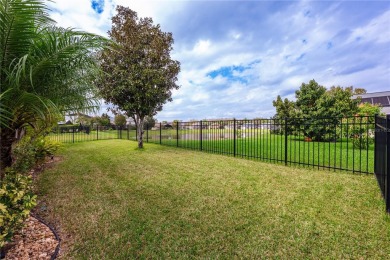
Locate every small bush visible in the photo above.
<box><xmin>11</xmin><ymin>140</ymin><xmax>36</xmax><ymax>174</ymax></box>
<box><xmin>352</xmin><ymin>134</ymin><xmax>373</xmax><ymax>150</ymax></box>
<box><xmin>0</xmin><ymin>170</ymin><xmax>37</xmax><ymax>248</ymax></box>
<box><xmin>12</xmin><ymin>137</ymin><xmax>61</xmax><ymax>173</ymax></box>
<box><xmin>32</xmin><ymin>137</ymin><xmax>61</xmax><ymax>163</ymax></box>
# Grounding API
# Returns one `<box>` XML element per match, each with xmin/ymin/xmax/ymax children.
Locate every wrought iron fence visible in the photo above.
<box><xmin>374</xmin><ymin>115</ymin><xmax>390</xmax><ymax>213</ymax></box>
<box><xmin>48</xmin><ymin>124</ymin><xmax>132</xmax><ymax>143</ymax></box>
<box><xmin>145</xmin><ymin>116</ymin><xmax>375</xmax><ymax>174</ymax></box>
<box><xmin>49</xmin><ymin>116</ymin><xmax>376</xmax><ymax>174</ymax></box>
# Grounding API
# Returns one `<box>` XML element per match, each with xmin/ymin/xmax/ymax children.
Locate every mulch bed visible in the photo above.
<box><xmin>3</xmin><ymin>215</ymin><xmax>60</xmax><ymax>260</ymax></box>
<box><xmin>2</xmin><ymin>157</ymin><xmax>62</xmax><ymax>259</ymax></box>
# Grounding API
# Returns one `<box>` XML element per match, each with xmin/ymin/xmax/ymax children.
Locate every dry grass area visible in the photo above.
<box><xmin>37</xmin><ymin>140</ymin><xmax>390</xmax><ymax>259</ymax></box>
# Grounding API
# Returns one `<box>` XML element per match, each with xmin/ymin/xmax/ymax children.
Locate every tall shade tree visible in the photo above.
<box><xmin>97</xmin><ymin>6</ymin><xmax>180</xmax><ymax>148</ymax></box>
<box><xmin>0</xmin><ymin>0</ymin><xmax>105</xmax><ymax>171</ymax></box>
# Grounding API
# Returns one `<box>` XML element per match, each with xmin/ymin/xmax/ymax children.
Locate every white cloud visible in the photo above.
<box><xmin>192</xmin><ymin>39</ymin><xmax>213</xmax><ymax>56</ymax></box>
<box><xmin>48</xmin><ymin>0</ymin><xmax>113</xmax><ymax>35</ymax></box>
<box><xmin>349</xmin><ymin>9</ymin><xmax>390</xmax><ymax>44</ymax></box>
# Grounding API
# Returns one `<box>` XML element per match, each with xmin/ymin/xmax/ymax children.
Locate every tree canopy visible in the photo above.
<box><xmin>143</xmin><ymin>116</ymin><xmax>156</xmax><ymax>130</ymax></box>
<box><xmin>97</xmin><ymin>6</ymin><xmax>180</xmax><ymax>148</ymax></box>
<box><xmin>273</xmin><ymin>79</ymin><xmax>364</xmax><ymax>140</ymax></box>
<box><xmin>114</xmin><ymin>114</ymin><xmax>127</xmax><ymax>127</ymax></box>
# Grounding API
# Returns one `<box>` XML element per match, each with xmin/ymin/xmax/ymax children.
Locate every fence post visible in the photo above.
<box><xmin>97</xmin><ymin>125</ymin><xmax>99</xmax><ymax>140</ymax></box>
<box><xmin>72</xmin><ymin>126</ymin><xmax>75</xmax><ymax>143</ymax></box>
<box><xmin>200</xmin><ymin>120</ymin><xmax>203</xmax><ymax>151</ymax></box>
<box><xmin>160</xmin><ymin>122</ymin><xmax>162</xmax><ymax>145</ymax></box>
<box><xmin>386</xmin><ymin>114</ymin><xmax>390</xmax><ymax>213</ymax></box>
<box><xmin>285</xmin><ymin>117</ymin><xmax>288</xmax><ymax>166</ymax></box>
<box><xmin>233</xmin><ymin>119</ymin><xmax>236</xmax><ymax>157</ymax></box>
<box><xmin>374</xmin><ymin>114</ymin><xmax>378</xmax><ymax>175</ymax></box>
<box><xmin>146</xmin><ymin>125</ymin><xmax>149</xmax><ymax>143</ymax></box>
<box><xmin>176</xmin><ymin>121</ymin><xmax>179</xmax><ymax>147</ymax></box>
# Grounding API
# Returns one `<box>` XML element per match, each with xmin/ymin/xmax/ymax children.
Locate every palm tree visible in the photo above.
<box><xmin>0</xmin><ymin>0</ymin><xmax>106</xmax><ymax>172</ymax></box>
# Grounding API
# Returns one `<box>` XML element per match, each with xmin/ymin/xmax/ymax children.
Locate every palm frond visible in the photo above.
<box><xmin>0</xmin><ymin>0</ymin><xmax>53</xmax><ymax>88</ymax></box>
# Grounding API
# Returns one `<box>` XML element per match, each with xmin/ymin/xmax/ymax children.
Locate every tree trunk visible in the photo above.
<box><xmin>135</xmin><ymin>115</ymin><xmax>145</xmax><ymax>149</ymax></box>
<box><xmin>0</xmin><ymin>128</ymin><xmax>16</xmax><ymax>178</ymax></box>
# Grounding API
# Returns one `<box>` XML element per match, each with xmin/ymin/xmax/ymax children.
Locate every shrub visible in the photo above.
<box><xmin>0</xmin><ymin>170</ymin><xmax>37</xmax><ymax>248</ymax></box>
<box><xmin>32</xmin><ymin>137</ymin><xmax>61</xmax><ymax>163</ymax></box>
<box><xmin>12</xmin><ymin>137</ymin><xmax>61</xmax><ymax>173</ymax></box>
<box><xmin>352</xmin><ymin>134</ymin><xmax>374</xmax><ymax>150</ymax></box>
<box><xmin>11</xmin><ymin>139</ymin><xmax>36</xmax><ymax>174</ymax></box>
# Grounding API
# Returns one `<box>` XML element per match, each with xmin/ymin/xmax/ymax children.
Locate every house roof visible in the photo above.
<box><xmin>353</xmin><ymin>91</ymin><xmax>390</xmax><ymax>108</ymax></box>
<box><xmin>352</xmin><ymin>91</ymin><xmax>390</xmax><ymax>99</ymax></box>
<box><xmin>67</xmin><ymin>113</ymin><xmax>92</xmax><ymax>118</ymax></box>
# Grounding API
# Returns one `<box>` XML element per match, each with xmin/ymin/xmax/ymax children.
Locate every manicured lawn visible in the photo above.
<box><xmin>37</xmin><ymin>140</ymin><xmax>390</xmax><ymax>259</ymax></box>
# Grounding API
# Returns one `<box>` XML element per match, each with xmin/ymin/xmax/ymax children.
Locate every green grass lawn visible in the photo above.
<box><xmin>37</xmin><ymin>140</ymin><xmax>390</xmax><ymax>259</ymax></box>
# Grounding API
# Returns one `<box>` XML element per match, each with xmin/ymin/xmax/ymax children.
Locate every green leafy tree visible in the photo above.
<box><xmin>143</xmin><ymin>116</ymin><xmax>156</xmax><ymax>130</ymax></box>
<box><xmin>97</xmin><ymin>6</ymin><xmax>180</xmax><ymax>148</ymax></box>
<box><xmin>0</xmin><ymin>0</ymin><xmax>105</xmax><ymax>171</ymax></box>
<box><xmin>353</xmin><ymin>88</ymin><xmax>367</xmax><ymax>95</ymax></box>
<box><xmin>357</xmin><ymin>102</ymin><xmax>383</xmax><ymax>116</ymax></box>
<box><xmin>99</xmin><ymin>113</ymin><xmax>111</xmax><ymax>127</ymax></box>
<box><xmin>316</xmin><ymin>86</ymin><xmax>359</xmax><ymax>118</ymax></box>
<box><xmin>272</xmin><ymin>95</ymin><xmax>297</xmax><ymax>134</ymax></box>
<box><xmin>114</xmin><ymin>114</ymin><xmax>127</xmax><ymax>128</ymax></box>
<box><xmin>295</xmin><ymin>79</ymin><xmax>327</xmax><ymax>119</ymax></box>
<box><xmin>273</xmin><ymin>80</ymin><xmax>364</xmax><ymax>141</ymax></box>
<box><xmin>272</xmin><ymin>95</ymin><xmax>296</xmax><ymax>119</ymax></box>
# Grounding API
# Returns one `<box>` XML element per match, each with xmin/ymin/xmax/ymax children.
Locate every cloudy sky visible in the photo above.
<box><xmin>49</xmin><ymin>0</ymin><xmax>390</xmax><ymax>121</ymax></box>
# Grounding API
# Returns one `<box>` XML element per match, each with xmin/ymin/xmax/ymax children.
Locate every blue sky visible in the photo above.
<box><xmin>49</xmin><ymin>0</ymin><xmax>390</xmax><ymax>121</ymax></box>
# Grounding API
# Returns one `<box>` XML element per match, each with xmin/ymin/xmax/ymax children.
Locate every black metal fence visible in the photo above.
<box><xmin>144</xmin><ymin>116</ymin><xmax>375</xmax><ymax>174</ymax></box>
<box><xmin>49</xmin><ymin>116</ymin><xmax>376</xmax><ymax>174</ymax></box>
<box><xmin>374</xmin><ymin>115</ymin><xmax>390</xmax><ymax>213</ymax></box>
<box><xmin>49</xmin><ymin>124</ymin><xmax>134</xmax><ymax>143</ymax></box>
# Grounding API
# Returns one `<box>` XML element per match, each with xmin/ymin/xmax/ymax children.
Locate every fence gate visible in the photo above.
<box><xmin>374</xmin><ymin>115</ymin><xmax>390</xmax><ymax>213</ymax></box>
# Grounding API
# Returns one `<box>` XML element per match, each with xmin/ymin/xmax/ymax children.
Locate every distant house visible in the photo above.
<box><xmin>241</xmin><ymin>123</ymin><xmax>263</xmax><ymax>130</ymax></box>
<box><xmin>353</xmin><ymin>91</ymin><xmax>390</xmax><ymax>115</ymax></box>
<box><xmin>208</xmin><ymin>123</ymin><xmax>221</xmax><ymax>129</ymax></box>
<box><xmin>61</xmin><ymin>112</ymin><xmax>93</xmax><ymax>125</ymax></box>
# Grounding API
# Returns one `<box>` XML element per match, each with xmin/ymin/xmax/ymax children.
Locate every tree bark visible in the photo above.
<box><xmin>134</xmin><ymin>115</ymin><xmax>145</xmax><ymax>149</ymax></box>
<box><xmin>0</xmin><ymin>128</ymin><xmax>16</xmax><ymax>178</ymax></box>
